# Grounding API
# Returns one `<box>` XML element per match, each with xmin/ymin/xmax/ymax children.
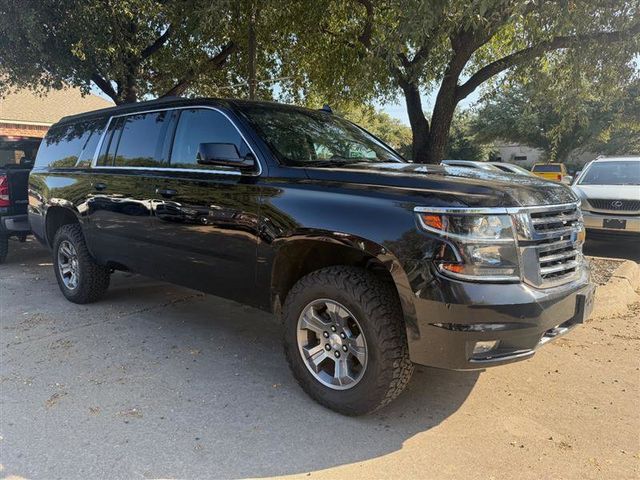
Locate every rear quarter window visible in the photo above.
<box><xmin>34</xmin><ymin>118</ymin><xmax>107</xmax><ymax>170</ymax></box>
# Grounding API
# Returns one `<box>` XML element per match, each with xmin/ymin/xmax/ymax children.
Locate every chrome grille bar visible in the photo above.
<box><xmin>516</xmin><ymin>202</ymin><xmax>585</xmax><ymax>288</ymax></box>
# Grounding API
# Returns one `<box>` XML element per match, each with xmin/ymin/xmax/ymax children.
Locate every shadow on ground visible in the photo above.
<box><xmin>1</xmin><ymin>240</ymin><xmax>479</xmax><ymax>479</ymax></box>
<box><xmin>583</xmin><ymin>237</ymin><xmax>639</xmax><ymax>262</ymax></box>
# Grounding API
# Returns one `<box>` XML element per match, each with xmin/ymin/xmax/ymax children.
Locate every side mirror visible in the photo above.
<box><xmin>197</xmin><ymin>143</ymin><xmax>256</xmax><ymax>172</ymax></box>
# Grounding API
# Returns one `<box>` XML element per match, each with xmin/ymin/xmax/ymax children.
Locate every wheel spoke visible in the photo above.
<box><xmin>60</xmin><ymin>244</ymin><xmax>73</xmax><ymax>258</ymax></box>
<box><xmin>333</xmin><ymin>357</ymin><xmax>351</xmax><ymax>386</ymax></box>
<box><xmin>308</xmin><ymin>348</ymin><xmax>329</xmax><ymax>373</ymax></box>
<box><xmin>348</xmin><ymin>343</ymin><xmax>367</xmax><ymax>366</ymax></box>
<box><xmin>60</xmin><ymin>264</ymin><xmax>72</xmax><ymax>275</ymax></box>
<box><xmin>325</xmin><ymin>302</ymin><xmax>349</xmax><ymax>328</ymax></box>
<box><xmin>303</xmin><ymin>343</ymin><xmax>325</xmax><ymax>359</ymax></box>
<box><xmin>300</xmin><ymin>308</ymin><xmax>328</xmax><ymax>335</ymax></box>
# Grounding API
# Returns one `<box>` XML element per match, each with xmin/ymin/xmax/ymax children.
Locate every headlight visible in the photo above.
<box><xmin>416</xmin><ymin>211</ymin><xmax>520</xmax><ymax>281</ymax></box>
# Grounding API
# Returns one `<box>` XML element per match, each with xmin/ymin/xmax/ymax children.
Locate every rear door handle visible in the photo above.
<box><xmin>156</xmin><ymin>188</ymin><xmax>178</xmax><ymax>198</ymax></box>
<box><xmin>93</xmin><ymin>182</ymin><xmax>107</xmax><ymax>191</ymax></box>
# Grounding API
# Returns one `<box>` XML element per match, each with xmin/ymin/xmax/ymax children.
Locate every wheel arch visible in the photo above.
<box><xmin>270</xmin><ymin>232</ymin><xmax>420</xmax><ymax>339</ymax></box>
<box><xmin>44</xmin><ymin>205</ymin><xmax>81</xmax><ymax>248</ymax></box>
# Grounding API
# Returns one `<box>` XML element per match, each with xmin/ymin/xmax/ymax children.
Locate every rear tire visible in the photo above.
<box><xmin>52</xmin><ymin>224</ymin><xmax>110</xmax><ymax>304</ymax></box>
<box><xmin>0</xmin><ymin>234</ymin><xmax>8</xmax><ymax>264</ymax></box>
<box><xmin>283</xmin><ymin>266</ymin><xmax>413</xmax><ymax>416</ymax></box>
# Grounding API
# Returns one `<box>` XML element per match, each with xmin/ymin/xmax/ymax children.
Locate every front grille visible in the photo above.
<box><xmin>517</xmin><ymin>203</ymin><xmax>584</xmax><ymax>288</ymax></box>
<box><xmin>587</xmin><ymin>198</ymin><xmax>640</xmax><ymax>212</ymax></box>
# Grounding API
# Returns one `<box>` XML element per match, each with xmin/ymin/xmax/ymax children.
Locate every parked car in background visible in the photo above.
<box><xmin>441</xmin><ymin>159</ymin><xmax>503</xmax><ymax>172</ymax></box>
<box><xmin>29</xmin><ymin>98</ymin><xmax>594</xmax><ymax>415</ymax></box>
<box><xmin>489</xmin><ymin>162</ymin><xmax>536</xmax><ymax>176</ymax></box>
<box><xmin>531</xmin><ymin>163</ymin><xmax>572</xmax><ymax>184</ymax></box>
<box><xmin>572</xmin><ymin>156</ymin><xmax>640</xmax><ymax>238</ymax></box>
<box><xmin>0</xmin><ymin>157</ymin><xmax>33</xmax><ymax>263</ymax></box>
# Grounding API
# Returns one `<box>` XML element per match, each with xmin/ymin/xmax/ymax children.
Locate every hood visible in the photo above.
<box><xmin>303</xmin><ymin>162</ymin><xmax>577</xmax><ymax>208</ymax></box>
<box><xmin>572</xmin><ymin>184</ymin><xmax>640</xmax><ymax>201</ymax></box>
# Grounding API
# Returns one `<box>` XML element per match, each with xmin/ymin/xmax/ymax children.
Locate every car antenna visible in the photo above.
<box><xmin>320</xmin><ymin>104</ymin><xmax>333</xmax><ymax>113</ymax></box>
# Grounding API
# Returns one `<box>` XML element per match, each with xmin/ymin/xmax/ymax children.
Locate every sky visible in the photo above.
<box><xmin>375</xmin><ymin>89</ymin><xmax>480</xmax><ymax>125</ymax></box>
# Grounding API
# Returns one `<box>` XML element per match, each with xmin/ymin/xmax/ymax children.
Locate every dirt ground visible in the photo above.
<box><xmin>0</xmin><ymin>239</ymin><xmax>639</xmax><ymax>480</ymax></box>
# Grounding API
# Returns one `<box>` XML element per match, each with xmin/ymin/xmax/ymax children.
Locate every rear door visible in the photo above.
<box><xmin>86</xmin><ymin>110</ymin><xmax>175</xmax><ymax>273</ymax></box>
<box><xmin>148</xmin><ymin>107</ymin><xmax>262</xmax><ymax>303</ymax></box>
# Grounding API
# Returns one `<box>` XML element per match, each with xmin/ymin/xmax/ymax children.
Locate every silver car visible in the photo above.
<box><xmin>572</xmin><ymin>156</ymin><xmax>640</xmax><ymax>237</ymax></box>
<box><xmin>441</xmin><ymin>159</ymin><xmax>503</xmax><ymax>172</ymax></box>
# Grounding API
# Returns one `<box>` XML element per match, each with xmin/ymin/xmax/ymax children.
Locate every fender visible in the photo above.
<box><xmin>268</xmin><ymin>229</ymin><xmax>420</xmax><ymax>342</ymax></box>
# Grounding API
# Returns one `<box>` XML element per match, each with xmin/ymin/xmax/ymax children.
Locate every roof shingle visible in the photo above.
<box><xmin>0</xmin><ymin>87</ymin><xmax>113</xmax><ymax>125</ymax></box>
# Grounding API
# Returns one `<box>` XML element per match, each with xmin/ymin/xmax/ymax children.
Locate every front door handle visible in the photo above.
<box><xmin>93</xmin><ymin>182</ymin><xmax>107</xmax><ymax>191</ymax></box>
<box><xmin>156</xmin><ymin>188</ymin><xmax>178</xmax><ymax>198</ymax></box>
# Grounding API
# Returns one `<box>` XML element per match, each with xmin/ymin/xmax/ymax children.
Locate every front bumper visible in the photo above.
<box><xmin>407</xmin><ymin>268</ymin><xmax>594</xmax><ymax>370</ymax></box>
<box><xmin>583</xmin><ymin>210</ymin><xmax>640</xmax><ymax>235</ymax></box>
<box><xmin>1</xmin><ymin>214</ymin><xmax>30</xmax><ymax>234</ymax></box>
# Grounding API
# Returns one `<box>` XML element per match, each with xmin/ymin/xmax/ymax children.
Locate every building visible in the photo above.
<box><xmin>0</xmin><ymin>87</ymin><xmax>112</xmax><ymax>166</ymax></box>
<box><xmin>492</xmin><ymin>142</ymin><xmax>544</xmax><ymax>168</ymax></box>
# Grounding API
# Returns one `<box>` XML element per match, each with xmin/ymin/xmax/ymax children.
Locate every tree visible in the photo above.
<box><xmin>0</xmin><ymin>0</ymin><xmax>284</xmax><ymax>104</ymax></box>
<box><xmin>473</xmin><ymin>72</ymin><xmax>640</xmax><ymax>161</ymax></box>
<box><xmin>445</xmin><ymin>112</ymin><xmax>492</xmax><ymax>161</ymax></box>
<box><xmin>336</xmin><ymin>104</ymin><xmax>413</xmax><ymax>153</ymax></box>
<box><xmin>281</xmin><ymin>0</ymin><xmax>640</xmax><ymax>164</ymax></box>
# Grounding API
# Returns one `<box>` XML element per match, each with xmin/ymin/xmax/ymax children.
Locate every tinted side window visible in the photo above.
<box><xmin>105</xmin><ymin>111</ymin><xmax>173</xmax><ymax>168</ymax></box>
<box><xmin>76</xmin><ymin>119</ymin><xmax>108</xmax><ymax>168</ymax></box>
<box><xmin>170</xmin><ymin>109</ymin><xmax>250</xmax><ymax>170</ymax></box>
<box><xmin>34</xmin><ymin>119</ymin><xmax>105</xmax><ymax>170</ymax></box>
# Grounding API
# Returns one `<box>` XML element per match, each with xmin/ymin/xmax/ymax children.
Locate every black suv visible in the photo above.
<box><xmin>29</xmin><ymin>98</ymin><xmax>594</xmax><ymax>415</ymax></box>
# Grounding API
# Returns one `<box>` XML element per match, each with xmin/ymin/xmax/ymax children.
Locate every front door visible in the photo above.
<box><xmin>148</xmin><ymin>108</ymin><xmax>262</xmax><ymax>304</ymax></box>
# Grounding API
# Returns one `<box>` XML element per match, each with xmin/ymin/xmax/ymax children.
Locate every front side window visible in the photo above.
<box><xmin>237</xmin><ymin>105</ymin><xmax>403</xmax><ymax>166</ymax></box>
<box><xmin>169</xmin><ymin>108</ymin><xmax>251</xmax><ymax>170</ymax></box>
<box><xmin>579</xmin><ymin>161</ymin><xmax>640</xmax><ymax>186</ymax></box>
<box><xmin>99</xmin><ymin>111</ymin><xmax>173</xmax><ymax>168</ymax></box>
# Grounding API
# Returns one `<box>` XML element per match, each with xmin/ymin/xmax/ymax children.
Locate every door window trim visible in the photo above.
<box><xmin>91</xmin><ymin>106</ymin><xmax>263</xmax><ymax>176</ymax></box>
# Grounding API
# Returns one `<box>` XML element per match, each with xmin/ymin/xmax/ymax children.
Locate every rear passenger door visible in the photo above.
<box><xmin>85</xmin><ymin>110</ymin><xmax>175</xmax><ymax>273</ymax></box>
<box><xmin>148</xmin><ymin>107</ymin><xmax>262</xmax><ymax>303</ymax></box>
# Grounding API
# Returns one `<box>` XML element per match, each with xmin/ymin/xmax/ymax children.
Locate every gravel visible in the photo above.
<box><xmin>588</xmin><ymin>256</ymin><xmax>625</xmax><ymax>285</ymax></box>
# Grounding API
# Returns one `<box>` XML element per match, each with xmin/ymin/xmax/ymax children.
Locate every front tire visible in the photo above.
<box><xmin>52</xmin><ymin>224</ymin><xmax>110</xmax><ymax>304</ymax></box>
<box><xmin>283</xmin><ymin>266</ymin><xmax>413</xmax><ymax>415</ymax></box>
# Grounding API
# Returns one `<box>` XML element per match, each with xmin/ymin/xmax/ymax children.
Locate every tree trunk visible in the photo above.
<box><xmin>426</xmin><ymin>78</ymin><xmax>458</xmax><ymax>164</ymax></box>
<box><xmin>400</xmin><ymin>80</ymin><xmax>430</xmax><ymax>163</ymax></box>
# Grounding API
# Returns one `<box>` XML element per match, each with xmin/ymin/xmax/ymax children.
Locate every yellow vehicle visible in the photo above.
<box><xmin>531</xmin><ymin>163</ymin><xmax>569</xmax><ymax>183</ymax></box>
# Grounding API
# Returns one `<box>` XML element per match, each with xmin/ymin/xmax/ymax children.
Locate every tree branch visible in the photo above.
<box><xmin>162</xmin><ymin>41</ymin><xmax>236</xmax><ymax>98</ymax></box>
<box><xmin>90</xmin><ymin>73</ymin><xmax>118</xmax><ymax>102</ymax></box>
<box><xmin>456</xmin><ymin>23</ymin><xmax>640</xmax><ymax>102</ymax></box>
<box><xmin>140</xmin><ymin>24</ymin><xmax>173</xmax><ymax>60</ymax></box>
<box><xmin>354</xmin><ymin>0</ymin><xmax>373</xmax><ymax>48</ymax></box>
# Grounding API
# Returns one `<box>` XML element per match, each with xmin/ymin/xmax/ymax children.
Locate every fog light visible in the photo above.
<box><xmin>473</xmin><ymin>340</ymin><xmax>500</xmax><ymax>355</ymax></box>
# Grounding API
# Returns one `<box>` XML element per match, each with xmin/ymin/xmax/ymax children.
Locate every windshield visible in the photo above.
<box><xmin>495</xmin><ymin>164</ymin><xmax>533</xmax><ymax>175</ymax></box>
<box><xmin>578</xmin><ymin>160</ymin><xmax>640</xmax><ymax>186</ymax></box>
<box><xmin>532</xmin><ymin>164</ymin><xmax>562</xmax><ymax>173</ymax></box>
<box><xmin>237</xmin><ymin>104</ymin><xmax>404</xmax><ymax>166</ymax></box>
<box><xmin>444</xmin><ymin>161</ymin><xmax>500</xmax><ymax>171</ymax></box>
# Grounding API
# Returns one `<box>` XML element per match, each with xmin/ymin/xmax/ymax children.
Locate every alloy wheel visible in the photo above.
<box><xmin>57</xmin><ymin>240</ymin><xmax>79</xmax><ymax>290</ymax></box>
<box><xmin>296</xmin><ymin>299</ymin><xmax>368</xmax><ymax>390</ymax></box>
